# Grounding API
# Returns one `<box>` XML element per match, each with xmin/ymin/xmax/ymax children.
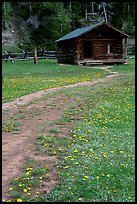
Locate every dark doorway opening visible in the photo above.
<box><xmin>83</xmin><ymin>41</ymin><xmax>92</xmax><ymax>58</ymax></box>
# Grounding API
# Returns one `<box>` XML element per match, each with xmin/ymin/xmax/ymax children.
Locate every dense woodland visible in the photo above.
<box><xmin>2</xmin><ymin>2</ymin><xmax>135</xmax><ymax>51</ymax></box>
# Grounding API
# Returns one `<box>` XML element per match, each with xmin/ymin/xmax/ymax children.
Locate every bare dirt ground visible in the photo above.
<box><xmin>2</xmin><ymin>72</ymin><xmax>117</xmax><ymax>201</ymax></box>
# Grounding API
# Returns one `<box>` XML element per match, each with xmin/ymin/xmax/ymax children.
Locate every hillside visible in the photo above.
<box><xmin>2</xmin><ymin>2</ymin><xmax>135</xmax><ymax>52</ymax></box>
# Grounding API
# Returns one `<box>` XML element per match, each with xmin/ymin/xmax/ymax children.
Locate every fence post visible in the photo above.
<box><xmin>34</xmin><ymin>47</ymin><xmax>38</xmax><ymax>64</ymax></box>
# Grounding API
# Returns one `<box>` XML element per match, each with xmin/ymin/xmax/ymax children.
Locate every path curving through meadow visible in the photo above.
<box><xmin>2</xmin><ymin>70</ymin><xmax>118</xmax><ymax>201</ymax></box>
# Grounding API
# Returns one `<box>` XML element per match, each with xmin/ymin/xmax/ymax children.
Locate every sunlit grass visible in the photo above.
<box><xmin>2</xmin><ymin>59</ymin><xmax>109</xmax><ymax>103</ymax></box>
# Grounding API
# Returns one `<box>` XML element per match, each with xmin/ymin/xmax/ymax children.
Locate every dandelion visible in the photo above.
<box><xmin>96</xmin><ymin>176</ymin><xmax>100</xmax><ymax>179</ymax></box>
<box><xmin>86</xmin><ymin>139</ymin><xmax>89</xmax><ymax>142</ymax></box>
<box><xmin>73</xmin><ymin>149</ymin><xmax>79</xmax><ymax>153</ymax></box>
<box><xmin>110</xmin><ymin>150</ymin><xmax>114</xmax><ymax>154</ymax></box>
<box><xmin>26</xmin><ymin>167</ymin><xmax>32</xmax><ymax>171</ymax></box>
<box><xmin>78</xmin><ymin>198</ymin><xmax>83</xmax><ymax>201</ymax></box>
<box><xmin>82</xmin><ymin>176</ymin><xmax>89</xmax><ymax>180</ymax></box>
<box><xmin>27</xmin><ymin>193</ymin><xmax>31</xmax><ymax>196</ymax></box>
<box><xmin>25</xmin><ymin>172</ymin><xmax>30</xmax><ymax>175</ymax></box>
<box><xmin>14</xmin><ymin>177</ymin><xmax>20</xmax><ymax>181</ymax></box>
<box><xmin>64</xmin><ymin>165</ymin><xmax>69</xmax><ymax>169</ymax></box>
<box><xmin>45</xmin><ymin>174</ymin><xmax>49</xmax><ymax>177</ymax></box>
<box><xmin>75</xmin><ymin>162</ymin><xmax>79</xmax><ymax>165</ymax></box>
<box><xmin>39</xmin><ymin>176</ymin><xmax>43</xmax><ymax>180</ymax></box>
<box><xmin>24</xmin><ymin>177</ymin><xmax>29</xmax><ymax>180</ymax></box>
<box><xmin>23</xmin><ymin>189</ymin><xmax>27</xmax><ymax>193</ymax></box>
<box><xmin>53</xmin><ymin>151</ymin><xmax>56</xmax><ymax>154</ymax></box>
<box><xmin>18</xmin><ymin>183</ymin><xmax>23</xmax><ymax>187</ymax></box>
<box><xmin>17</xmin><ymin>198</ymin><xmax>23</xmax><ymax>202</ymax></box>
<box><xmin>100</xmin><ymin>144</ymin><xmax>103</xmax><ymax>147</ymax></box>
<box><xmin>83</xmin><ymin>176</ymin><xmax>89</xmax><ymax>179</ymax></box>
<box><xmin>58</xmin><ymin>148</ymin><xmax>62</xmax><ymax>151</ymax></box>
<box><xmin>120</xmin><ymin>150</ymin><xmax>123</xmax><ymax>154</ymax></box>
<box><xmin>113</xmin><ymin>189</ymin><xmax>117</xmax><ymax>193</ymax></box>
<box><xmin>27</xmin><ymin>187</ymin><xmax>31</xmax><ymax>191</ymax></box>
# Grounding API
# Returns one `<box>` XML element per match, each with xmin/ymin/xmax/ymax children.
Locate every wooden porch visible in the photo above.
<box><xmin>75</xmin><ymin>58</ymin><xmax>127</xmax><ymax>65</ymax></box>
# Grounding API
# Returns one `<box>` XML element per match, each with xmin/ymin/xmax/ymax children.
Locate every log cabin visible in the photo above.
<box><xmin>55</xmin><ymin>21</ymin><xmax>129</xmax><ymax>65</ymax></box>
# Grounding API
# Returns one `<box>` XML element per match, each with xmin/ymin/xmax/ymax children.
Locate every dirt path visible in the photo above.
<box><xmin>2</xmin><ymin>72</ymin><xmax>118</xmax><ymax>201</ymax></box>
<box><xmin>2</xmin><ymin>68</ymin><xmax>117</xmax><ymax>110</ymax></box>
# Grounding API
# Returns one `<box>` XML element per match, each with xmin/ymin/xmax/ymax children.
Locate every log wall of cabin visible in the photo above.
<box><xmin>93</xmin><ymin>39</ymin><xmax>123</xmax><ymax>60</ymax></box>
<box><xmin>57</xmin><ymin>40</ymin><xmax>75</xmax><ymax>63</ymax></box>
<box><xmin>74</xmin><ymin>39</ymin><xmax>123</xmax><ymax>61</ymax></box>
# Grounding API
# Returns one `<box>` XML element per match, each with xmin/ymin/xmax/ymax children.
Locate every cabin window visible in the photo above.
<box><xmin>106</xmin><ymin>44</ymin><xmax>112</xmax><ymax>54</ymax></box>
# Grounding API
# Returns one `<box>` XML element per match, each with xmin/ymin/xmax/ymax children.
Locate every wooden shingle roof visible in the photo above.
<box><xmin>55</xmin><ymin>21</ymin><xmax>129</xmax><ymax>43</ymax></box>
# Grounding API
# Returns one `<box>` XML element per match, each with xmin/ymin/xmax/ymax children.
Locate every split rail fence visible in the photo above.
<box><xmin>2</xmin><ymin>50</ymin><xmax>57</xmax><ymax>62</ymax></box>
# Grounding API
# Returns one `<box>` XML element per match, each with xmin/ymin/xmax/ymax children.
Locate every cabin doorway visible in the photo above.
<box><xmin>83</xmin><ymin>41</ymin><xmax>92</xmax><ymax>58</ymax></box>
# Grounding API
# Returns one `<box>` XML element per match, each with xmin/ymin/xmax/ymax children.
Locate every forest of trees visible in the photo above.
<box><xmin>2</xmin><ymin>2</ymin><xmax>135</xmax><ymax>51</ymax></box>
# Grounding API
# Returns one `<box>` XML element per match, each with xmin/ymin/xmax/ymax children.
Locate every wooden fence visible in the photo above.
<box><xmin>2</xmin><ymin>50</ymin><xmax>57</xmax><ymax>62</ymax></box>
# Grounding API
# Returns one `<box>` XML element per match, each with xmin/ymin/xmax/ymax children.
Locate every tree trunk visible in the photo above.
<box><xmin>103</xmin><ymin>2</ymin><xmax>108</xmax><ymax>23</ymax></box>
<box><xmin>34</xmin><ymin>47</ymin><xmax>38</xmax><ymax>64</ymax></box>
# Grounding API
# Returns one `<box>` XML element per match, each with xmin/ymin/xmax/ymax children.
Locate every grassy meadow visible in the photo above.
<box><xmin>2</xmin><ymin>59</ymin><xmax>109</xmax><ymax>103</ymax></box>
<box><xmin>2</xmin><ymin>59</ymin><xmax>135</xmax><ymax>202</ymax></box>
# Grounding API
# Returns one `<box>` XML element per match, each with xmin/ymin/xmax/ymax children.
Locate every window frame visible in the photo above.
<box><xmin>106</xmin><ymin>44</ymin><xmax>113</xmax><ymax>54</ymax></box>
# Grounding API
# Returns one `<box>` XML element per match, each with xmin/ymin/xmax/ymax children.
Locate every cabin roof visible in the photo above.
<box><xmin>55</xmin><ymin>21</ymin><xmax>129</xmax><ymax>43</ymax></box>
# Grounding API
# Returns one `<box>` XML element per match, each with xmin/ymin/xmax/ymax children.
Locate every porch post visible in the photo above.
<box><xmin>123</xmin><ymin>38</ymin><xmax>128</xmax><ymax>61</ymax></box>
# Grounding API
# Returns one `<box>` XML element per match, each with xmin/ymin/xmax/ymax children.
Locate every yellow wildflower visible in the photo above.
<box><xmin>23</xmin><ymin>189</ymin><xmax>27</xmax><ymax>193</ymax></box>
<box><xmin>14</xmin><ymin>177</ymin><xmax>20</xmax><ymax>181</ymax></box>
<box><xmin>17</xmin><ymin>198</ymin><xmax>23</xmax><ymax>202</ymax></box>
<box><xmin>83</xmin><ymin>176</ymin><xmax>89</xmax><ymax>179</ymax></box>
<box><xmin>73</xmin><ymin>149</ymin><xmax>79</xmax><ymax>153</ymax></box>
<box><xmin>64</xmin><ymin>165</ymin><xmax>69</xmax><ymax>169</ymax></box>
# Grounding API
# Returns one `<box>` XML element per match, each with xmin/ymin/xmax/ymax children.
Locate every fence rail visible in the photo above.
<box><xmin>2</xmin><ymin>50</ymin><xmax>57</xmax><ymax>62</ymax></box>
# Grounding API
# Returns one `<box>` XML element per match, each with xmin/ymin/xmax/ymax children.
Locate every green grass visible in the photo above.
<box><xmin>3</xmin><ymin>59</ymin><xmax>135</xmax><ymax>202</ymax></box>
<box><xmin>2</xmin><ymin>59</ymin><xmax>109</xmax><ymax>102</ymax></box>
<box><xmin>7</xmin><ymin>160</ymin><xmax>49</xmax><ymax>202</ymax></box>
<box><xmin>31</xmin><ymin>73</ymin><xmax>134</xmax><ymax>202</ymax></box>
<box><xmin>110</xmin><ymin>58</ymin><xmax>135</xmax><ymax>74</ymax></box>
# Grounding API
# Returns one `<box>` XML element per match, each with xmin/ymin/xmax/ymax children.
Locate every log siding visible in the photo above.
<box><xmin>56</xmin><ymin>22</ymin><xmax>129</xmax><ymax>65</ymax></box>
